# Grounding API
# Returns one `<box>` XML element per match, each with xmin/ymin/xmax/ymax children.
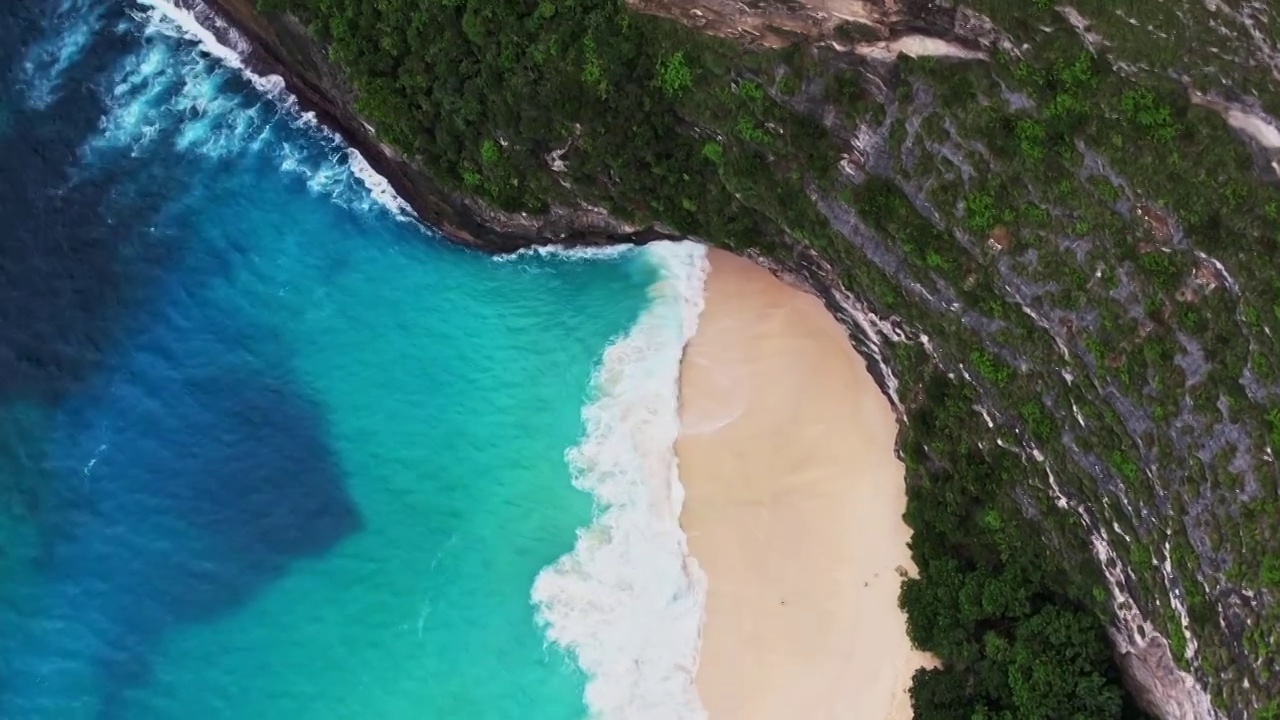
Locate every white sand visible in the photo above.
<box><xmin>677</xmin><ymin>249</ymin><xmax>933</xmax><ymax>719</ymax></box>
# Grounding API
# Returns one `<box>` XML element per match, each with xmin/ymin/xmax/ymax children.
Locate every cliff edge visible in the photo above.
<box><xmin>194</xmin><ymin>0</ymin><xmax>1280</xmax><ymax>717</ymax></box>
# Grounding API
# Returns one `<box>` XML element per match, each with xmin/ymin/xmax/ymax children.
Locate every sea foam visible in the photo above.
<box><xmin>496</xmin><ymin>244</ymin><xmax>636</xmax><ymax>263</ymax></box>
<box><xmin>19</xmin><ymin>0</ymin><xmax>107</xmax><ymax>109</ymax></box>
<box><xmin>114</xmin><ymin>2</ymin><xmax>715</xmax><ymax>716</ymax></box>
<box><xmin>92</xmin><ymin>0</ymin><xmax>412</xmax><ymax>218</ymax></box>
<box><xmin>532</xmin><ymin>240</ymin><xmax>710</xmax><ymax>720</ymax></box>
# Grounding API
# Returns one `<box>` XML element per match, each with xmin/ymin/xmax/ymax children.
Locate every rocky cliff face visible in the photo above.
<box><xmin>202</xmin><ymin>0</ymin><xmax>678</xmax><ymax>252</ymax></box>
<box><xmin>625</xmin><ymin>0</ymin><xmax>893</xmax><ymax>48</ymax></box>
<box><xmin>196</xmin><ymin>0</ymin><xmax>1280</xmax><ymax>717</ymax></box>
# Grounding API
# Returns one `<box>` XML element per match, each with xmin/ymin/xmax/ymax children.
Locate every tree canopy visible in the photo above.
<box><xmin>899</xmin><ymin>375</ymin><xmax>1147</xmax><ymax>719</ymax></box>
<box><xmin>248</xmin><ymin>1</ymin><xmax>1159</xmax><ymax>715</ymax></box>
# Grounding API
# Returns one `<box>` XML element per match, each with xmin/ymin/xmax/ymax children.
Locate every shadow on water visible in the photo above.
<box><xmin>0</xmin><ymin>0</ymin><xmax>177</xmax><ymax>405</ymax></box>
<box><xmin>3</xmin><ymin>364</ymin><xmax>362</xmax><ymax>719</ymax></box>
<box><xmin>0</xmin><ymin>4</ymin><xmax>365</xmax><ymax>716</ymax></box>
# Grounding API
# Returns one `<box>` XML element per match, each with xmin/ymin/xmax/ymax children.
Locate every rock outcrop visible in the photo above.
<box><xmin>191</xmin><ymin>1</ymin><xmax>1280</xmax><ymax>716</ymax></box>
<box><xmin>203</xmin><ymin>0</ymin><xmax>679</xmax><ymax>253</ymax></box>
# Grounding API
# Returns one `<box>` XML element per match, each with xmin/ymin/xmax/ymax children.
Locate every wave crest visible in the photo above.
<box><xmin>133</xmin><ymin>0</ymin><xmax>413</xmax><ymax>218</ymax></box>
<box><xmin>66</xmin><ymin>0</ymin><xmax>414</xmax><ymax>220</ymax></box>
<box><xmin>532</xmin><ymin>240</ymin><xmax>709</xmax><ymax>720</ymax></box>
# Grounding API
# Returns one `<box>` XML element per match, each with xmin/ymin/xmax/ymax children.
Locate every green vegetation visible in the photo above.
<box><xmin>899</xmin><ymin>376</ymin><xmax>1142</xmax><ymax>718</ymax></box>
<box><xmin>962</xmin><ymin>191</ymin><xmax>1000</xmax><ymax>234</ymax></box>
<box><xmin>247</xmin><ymin>0</ymin><xmax>1280</xmax><ymax>712</ymax></box>
<box><xmin>912</xmin><ymin>2</ymin><xmax>1280</xmax><ymax>708</ymax></box>
<box><xmin>1264</xmin><ymin>555</ymin><xmax>1280</xmax><ymax>589</ymax></box>
<box><xmin>972</xmin><ymin>350</ymin><xmax>1011</xmax><ymax>386</ymax></box>
<box><xmin>259</xmin><ymin>0</ymin><xmax>845</xmax><ymax>256</ymax></box>
<box><xmin>656</xmin><ymin>51</ymin><xmax>693</xmax><ymax>97</ymax></box>
<box><xmin>699</xmin><ymin>140</ymin><xmax>723</xmax><ymax>165</ymax></box>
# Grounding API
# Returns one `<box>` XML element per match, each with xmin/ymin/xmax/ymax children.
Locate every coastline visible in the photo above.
<box><xmin>187</xmin><ymin>0</ymin><xmax>906</xmax><ymax>407</ymax></box>
<box><xmin>120</xmin><ymin>1</ymin><xmax>1247</xmax><ymax>715</ymax></box>
<box><xmin>531</xmin><ymin>241</ymin><xmax>710</xmax><ymax>720</ymax></box>
<box><xmin>189</xmin><ymin>0</ymin><xmax>681</xmax><ymax>254</ymax></box>
<box><xmin>677</xmin><ymin>248</ymin><xmax>932</xmax><ymax>718</ymax></box>
<box><xmin>144</xmin><ymin>3</ymin><xmax>931</xmax><ymax>713</ymax></box>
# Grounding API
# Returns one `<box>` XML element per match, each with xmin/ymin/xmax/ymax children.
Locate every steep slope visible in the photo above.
<box><xmin>196</xmin><ymin>0</ymin><xmax>1280</xmax><ymax>716</ymax></box>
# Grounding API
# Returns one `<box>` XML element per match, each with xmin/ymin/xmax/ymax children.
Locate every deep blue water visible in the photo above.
<box><xmin>0</xmin><ymin>2</ymin><xmax>704</xmax><ymax>718</ymax></box>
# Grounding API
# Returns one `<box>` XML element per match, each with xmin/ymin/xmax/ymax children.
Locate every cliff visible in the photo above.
<box><xmin>199</xmin><ymin>0</ymin><xmax>678</xmax><ymax>252</ymax></box>
<box><xmin>195</xmin><ymin>0</ymin><xmax>1280</xmax><ymax>717</ymax></box>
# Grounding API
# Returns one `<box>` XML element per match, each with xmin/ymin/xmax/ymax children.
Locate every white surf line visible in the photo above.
<box><xmin>132</xmin><ymin>0</ymin><xmax>415</xmax><ymax>218</ymax></box>
<box><xmin>494</xmin><ymin>244</ymin><xmax>638</xmax><ymax>263</ymax></box>
<box><xmin>532</xmin><ymin>241</ymin><xmax>709</xmax><ymax>720</ymax></box>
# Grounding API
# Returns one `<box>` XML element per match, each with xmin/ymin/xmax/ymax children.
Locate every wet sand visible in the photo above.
<box><xmin>677</xmin><ymin>249</ymin><xmax>932</xmax><ymax>719</ymax></box>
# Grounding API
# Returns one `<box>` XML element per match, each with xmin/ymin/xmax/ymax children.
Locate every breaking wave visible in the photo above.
<box><xmin>17</xmin><ymin>1</ymin><xmax>716</xmax><ymax>716</ymax></box>
<box><xmin>532</xmin><ymin>241</ymin><xmax>710</xmax><ymax>720</ymax></box>
<box><xmin>74</xmin><ymin>0</ymin><xmax>411</xmax><ymax>219</ymax></box>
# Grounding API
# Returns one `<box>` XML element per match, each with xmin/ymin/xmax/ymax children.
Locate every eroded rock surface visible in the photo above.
<box><xmin>626</xmin><ymin>0</ymin><xmax>893</xmax><ymax>46</ymax></box>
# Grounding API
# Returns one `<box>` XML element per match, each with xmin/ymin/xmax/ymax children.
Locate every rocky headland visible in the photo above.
<box><xmin>194</xmin><ymin>0</ymin><xmax>1280</xmax><ymax>716</ymax></box>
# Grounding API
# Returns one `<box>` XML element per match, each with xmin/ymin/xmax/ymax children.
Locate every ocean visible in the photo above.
<box><xmin>0</xmin><ymin>1</ymin><xmax>707</xmax><ymax>718</ymax></box>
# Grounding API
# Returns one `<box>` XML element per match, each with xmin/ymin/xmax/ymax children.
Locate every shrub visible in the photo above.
<box><xmin>700</xmin><ymin>141</ymin><xmax>724</xmax><ymax>164</ymax></box>
<box><xmin>656</xmin><ymin>51</ymin><xmax>693</xmax><ymax>97</ymax></box>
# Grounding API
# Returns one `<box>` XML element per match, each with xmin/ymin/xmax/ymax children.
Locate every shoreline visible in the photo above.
<box><xmin>187</xmin><ymin>0</ymin><xmax>907</xmax><ymax>413</ymax></box>
<box><xmin>677</xmin><ymin>248</ymin><xmax>932</xmax><ymax>719</ymax></box>
<box><xmin>189</xmin><ymin>0</ymin><xmax>682</xmax><ymax>254</ymax></box>
<box><xmin>129</xmin><ymin>2</ymin><xmax>1236</xmax><ymax>715</ymax></box>
<box><xmin>144</xmin><ymin>3</ymin><xmax>930</xmax><ymax>712</ymax></box>
<box><xmin>531</xmin><ymin>241</ymin><xmax>710</xmax><ymax>720</ymax></box>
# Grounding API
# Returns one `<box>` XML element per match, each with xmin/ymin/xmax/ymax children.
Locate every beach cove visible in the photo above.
<box><xmin>677</xmin><ymin>249</ymin><xmax>933</xmax><ymax>719</ymax></box>
<box><xmin>1</xmin><ymin>0</ymin><xmax>931</xmax><ymax>715</ymax></box>
<box><xmin>0</xmin><ymin>2</ymin><xmax>708</xmax><ymax>718</ymax></box>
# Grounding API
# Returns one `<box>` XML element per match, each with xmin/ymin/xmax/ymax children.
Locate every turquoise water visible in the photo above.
<box><xmin>0</xmin><ymin>1</ymin><xmax>707</xmax><ymax>718</ymax></box>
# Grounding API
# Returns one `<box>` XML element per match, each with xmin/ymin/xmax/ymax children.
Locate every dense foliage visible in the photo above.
<box><xmin>887</xmin><ymin>3</ymin><xmax>1280</xmax><ymax>708</ymax></box>
<box><xmin>244</xmin><ymin>0</ymin><xmax>1280</xmax><ymax>713</ymax></box>
<box><xmin>898</xmin><ymin>376</ymin><xmax>1142</xmax><ymax>719</ymax></box>
<box><xmin>259</xmin><ymin>0</ymin><xmax>840</xmax><ymax>256</ymax></box>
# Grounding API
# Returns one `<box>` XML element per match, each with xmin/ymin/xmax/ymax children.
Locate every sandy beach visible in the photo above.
<box><xmin>677</xmin><ymin>248</ymin><xmax>932</xmax><ymax>719</ymax></box>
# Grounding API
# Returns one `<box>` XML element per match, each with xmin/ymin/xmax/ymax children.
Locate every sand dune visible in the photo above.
<box><xmin>677</xmin><ymin>249</ymin><xmax>932</xmax><ymax>719</ymax></box>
